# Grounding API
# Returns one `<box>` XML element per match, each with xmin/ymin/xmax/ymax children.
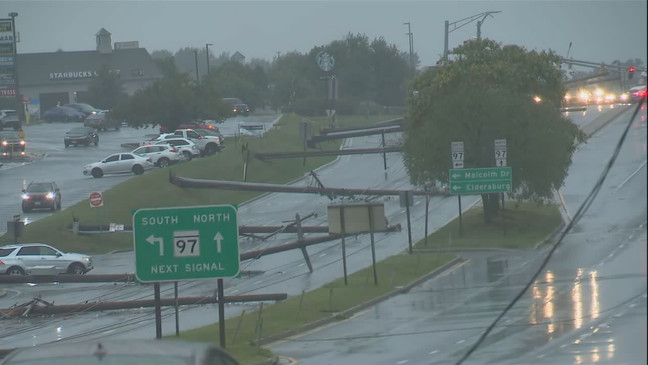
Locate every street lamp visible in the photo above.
<box><xmin>8</xmin><ymin>12</ymin><xmax>22</xmax><ymax>120</ymax></box>
<box><xmin>206</xmin><ymin>43</ymin><xmax>213</xmax><ymax>75</ymax></box>
<box><xmin>403</xmin><ymin>22</ymin><xmax>414</xmax><ymax>73</ymax></box>
<box><xmin>443</xmin><ymin>11</ymin><xmax>500</xmax><ymax>62</ymax></box>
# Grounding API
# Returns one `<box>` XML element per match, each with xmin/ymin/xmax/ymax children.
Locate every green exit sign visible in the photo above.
<box><xmin>133</xmin><ymin>205</ymin><xmax>239</xmax><ymax>283</ymax></box>
<box><xmin>449</xmin><ymin>167</ymin><xmax>512</xmax><ymax>195</ymax></box>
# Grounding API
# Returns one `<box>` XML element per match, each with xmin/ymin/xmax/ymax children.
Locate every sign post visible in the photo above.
<box><xmin>89</xmin><ymin>191</ymin><xmax>103</xmax><ymax>232</ymax></box>
<box><xmin>451</xmin><ymin>142</ymin><xmax>464</xmax><ymax>236</ymax></box>
<box><xmin>494</xmin><ymin>139</ymin><xmax>508</xmax><ymax>234</ymax></box>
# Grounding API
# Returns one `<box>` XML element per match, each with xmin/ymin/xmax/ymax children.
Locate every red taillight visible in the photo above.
<box><xmin>0</xmin><ymin>260</ymin><xmax>4</xmax><ymax>265</ymax></box>
<box><xmin>146</xmin><ymin>158</ymin><xmax>152</xmax><ymax>163</ymax></box>
<box><xmin>170</xmin><ymin>148</ymin><xmax>178</xmax><ymax>152</ymax></box>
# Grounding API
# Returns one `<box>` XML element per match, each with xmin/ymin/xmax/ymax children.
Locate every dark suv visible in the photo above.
<box><xmin>0</xmin><ymin>130</ymin><xmax>25</xmax><ymax>157</ymax></box>
<box><xmin>22</xmin><ymin>181</ymin><xmax>62</xmax><ymax>212</ymax></box>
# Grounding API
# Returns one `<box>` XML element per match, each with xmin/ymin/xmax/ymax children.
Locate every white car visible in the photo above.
<box><xmin>0</xmin><ymin>243</ymin><xmax>93</xmax><ymax>275</ymax></box>
<box><xmin>153</xmin><ymin>138</ymin><xmax>201</xmax><ymax>161</ymax></box>
<box><xmin>83</xmin><ymin>153</ymin><xmax>154</xmax><ymax>178</ymax></box>
<box><xmin>131</xmin><ymin>144</ymin><xmax>182</xmax><ymax>168</ymax></box>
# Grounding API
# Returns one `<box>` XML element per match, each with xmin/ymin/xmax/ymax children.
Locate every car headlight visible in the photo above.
<box><xmin>22</xmin><ymin>193</ymin><xmax>30</xmax><ymax>200</ymax></box>
<box><xmin>82</xmin><ymin>257</ymin><xmax>91</xmax><ymax>262</ymax></box>
<box><xmin>46</xmin><ymin>192</ymin><xmax>55</xmax><ymax>199</ymax></box>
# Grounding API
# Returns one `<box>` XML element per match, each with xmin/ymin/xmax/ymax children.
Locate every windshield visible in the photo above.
<box><xmin>27</xmin><ymin>183</ymin><xmax>53</xmax><ymax>193</ymax></box>
<box><xmin>3</xmin><ymin>2</ymin><xmax>645</xmax><ymax>365</ymax></box>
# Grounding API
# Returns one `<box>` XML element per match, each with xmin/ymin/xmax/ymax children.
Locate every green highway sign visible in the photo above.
<box><xmin>449</xmin><ymin>167</ymin><xmax>512</xmax><ymax>195</ymax></box>
<box><xmin>133</xmin><ymin>205</ymin><xmax>239</xmax><ymax>282</ymax></box>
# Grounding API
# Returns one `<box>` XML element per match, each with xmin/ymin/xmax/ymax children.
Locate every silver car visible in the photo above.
<box><xmin>83</xmin><ymin>152</ymin><xmax>154</xmax><ymax>178</ymax></box>
<box><xmin>0</xmin><ymin>243</ymin><xmax>93</xmax><ymax>275</ymax></box>
<box><xmin>0</xmin><ymin>339</ymin><xmax>240</xmax><ymax>364</ymax></box>
<box><xmin>131</xmin><ymin>144</ymin><xmax>182</xmax><ymax>168</ymax></box>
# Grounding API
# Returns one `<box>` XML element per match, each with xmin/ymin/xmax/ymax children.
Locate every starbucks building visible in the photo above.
<box><xmin>15</xmin><ymin>28</ymin><xmax>163</xmax><ymax>118</ymax></box>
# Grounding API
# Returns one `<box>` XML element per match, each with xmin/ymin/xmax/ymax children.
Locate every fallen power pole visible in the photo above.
<box><xmin>255</xmin><ymin>146</ymin><xmax>402</xmax><ymax>160</ymax></box>
<box><xmin>0</xmin><ymin>293</ymin><xmax>288</xmax><ymax>318</ymax></box>
<box><xmin>308</xmin><ymin>125</ymin><xmax>402</xmax><ymax>147</ymax></box>
<box><xmin>169</xmin><ymin>174</ymin><xmax>449</xmax><ymax>197</ymax></box>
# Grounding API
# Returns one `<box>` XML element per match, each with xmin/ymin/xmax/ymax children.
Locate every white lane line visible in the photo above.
<box><xmin>617</xmin><ymin>160</ymin><xmax>647</xmax><ymax>189</ymax></box>
<box><xmin>396</xmin><ymin>360</ymin><xmax>409</xmax><ymax>364</ymax></box>
<box><xmin>429</xmin><ymin>350</ymin><xmax>439</xmax><ymax>355</ymax></box>
<box><xmin>456</xmin><ymin>339</ymin><xmax>465</xmax><ymax>345</ymax></box>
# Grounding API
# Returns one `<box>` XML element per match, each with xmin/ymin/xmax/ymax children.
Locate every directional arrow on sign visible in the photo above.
<box><xmin>146</xmin><ymin>235</ymin><xmax>164</xmax><ymax>255</ymax></box>
<box><xmin>451</xmin><ymin>172</ymin><xmax>462</xmax><ymax>179</ymax></box>
<box><xmin>213</xmin><ymin>232</ymin><xmax>223</xmax><ymax>253</ymax></box>
<box><xmin>452</xmin><ymin>185</ymin><xmax>462</xmax><ymax>191</ymax></box>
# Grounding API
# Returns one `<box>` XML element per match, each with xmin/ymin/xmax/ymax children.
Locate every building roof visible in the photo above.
<box><xmin>16</xmin><ymin>48</ymin><xmax>163</xmax><ymax>86</ymax></box>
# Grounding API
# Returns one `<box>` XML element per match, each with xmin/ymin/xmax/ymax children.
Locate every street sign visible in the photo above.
<box><xmin>449</xmin><ymin>167</ymin><xmax>512</xmax><ymax>195</ymax></box>
<box><xmin>89</xmin><ymin>192</ymin><xmax>103</xmax><ymax>207</ymax></box>
<box><xmin>133</xmin><ymin>205</ymin><xmax>240</xmax><ymax>283</ymax></box>
<box><xmin>494</xmin><ymin>139</ymin><xmax>507</xmax><ymax>166</ymax></box>
<box><xmin>451</xmin><ymin>141</ymin><xmax>464</xmax><ymax>169</ymax></box>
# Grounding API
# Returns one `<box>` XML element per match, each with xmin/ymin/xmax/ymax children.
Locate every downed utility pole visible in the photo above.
<box><xmin>169</xmin><ymin>173</ymin><xmax>449</xmax><ymax>197</ymax></box>
<box><xmin>255</xmin><ymin>146</ymin><xmax>402</xmax><ymax>160</ymax></box>
<box><xmin>0</xmin><ymin>293</ymin><xmax>288</xmax><ymax>318</ymax></box>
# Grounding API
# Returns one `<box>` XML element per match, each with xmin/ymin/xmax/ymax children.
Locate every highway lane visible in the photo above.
<box><xmin>268</xmin><ymin>105</ymin><xmax>647</xmax><ymax>364</ymax></box>
<box><xmin>0</xmin><ymin>107</ymin><xmax>626</xmax><ymax>352</ymax></box>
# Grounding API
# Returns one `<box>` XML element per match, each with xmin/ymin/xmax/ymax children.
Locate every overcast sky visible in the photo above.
<box><xmin>3</xmin><ymin>0</ymin><xmax>647</xmax><ymax>69</ymax></box>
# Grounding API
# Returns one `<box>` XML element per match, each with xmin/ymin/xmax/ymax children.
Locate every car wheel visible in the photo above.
<box><xmin>182</xmin><ymin>151</ymin><xmax>193</xmax><ymax>161</ymax></box>
<box><xmin>158</xmin><ymin>157</ymin><xmax>169</xmax><ymax>168</ymax></box>
<box><xmin>6</xmin><ymin>266</ymin><xmax>25</xmax><ymax>275</ymax></box>
<box><xmin>132</xmin><ymin>164</ymin><xmax>144</xmax><ymax>175</ymax></box>
<box><xmin>21</xmin><ymin>205</ymin><xmax>31</xmax><ymax>213</ymax></box>
<box><xmin>64</xmin><ymin>142</ymin><xmax>69</xmax><ymax>148</ymax></box>
<box><xmin>205</xmin><ymin>143</ymin><xmax>217</xmax><ymax>155</ymax></box>
<box><xmin>68</xmin><ymin>263</ymin><xmax>85</xmax><ymax>275</ymax></box>
<box><xmin>91</xmin><ymin>168</ymin><xmax>104</xmax><ymax>178</ymax></box>
<box><xmin>57</xmin><ymin>200</ymin><xmax>62</xmax><ymax>210</ymax></box>
<box><xmin>94</xmin><ymin>139</ymin><xmax>99</xmax><ymax>146</ymax></box>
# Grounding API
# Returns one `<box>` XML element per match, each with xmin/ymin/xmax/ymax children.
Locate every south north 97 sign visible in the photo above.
<box><xmin>133</xmin><ymin>205</ymin><xmax>240</xmax><ymax>282</ymax></box>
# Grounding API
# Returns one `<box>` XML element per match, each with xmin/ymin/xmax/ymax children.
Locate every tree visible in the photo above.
<box><xmin>402</xmin><ymin>39</ymin><xmax>585</xmax><ymax>222</ymax></box>
<box><xmin>85</xmin><ymin>64</ymin><xmax>128</xmax><ymax>109</ymax></box>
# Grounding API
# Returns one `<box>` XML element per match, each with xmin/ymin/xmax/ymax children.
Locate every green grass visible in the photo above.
<box><xmin>415</xmin><ymin>201</ymin><xmax>563</xmax><ymax>250</ymax></box>
<box><xmin>0</xmin><ymin>113</ymin><xmax>401</xmax><ymax>253</ymax></box>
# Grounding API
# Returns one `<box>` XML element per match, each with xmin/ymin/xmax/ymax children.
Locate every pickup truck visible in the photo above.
<box><xmin>167</xmin><ymin>129</ymin><xmax>222</xmax><ymax>156</ymax></box>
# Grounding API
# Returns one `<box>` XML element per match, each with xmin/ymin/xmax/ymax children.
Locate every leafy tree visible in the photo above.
<box><xmin>85</xmin><ymin>64</ymin><xmax>128</xmax><ymax>109</ymax></box>
<box><xmin>402</xmin><ymin>39</ymin><xmax>585</xmax><ymax>222</ymax></box>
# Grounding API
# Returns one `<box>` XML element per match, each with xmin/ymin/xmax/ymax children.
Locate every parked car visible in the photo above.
<box><xmin>21</xmin><ymin>181</ymin><xmax>62</xmax><ymax>212</ymax></box>
<box><xmin>43</xmin><ymin>106</ymin><xmax>86</xmax><ymax>123</ymax></box>
<box><xmin>0</xmin><ymin>339</ymin><xmax>239</xmax><ymax>364</ymax></box>
<box><xmin>0</xmin><ymin>243</ymin><xmax>92</xmax><ymax>275</ymax></box>
<box><xmin>131</xmin><ymin>143</ymin><xmax>182</xmax><ymax>168</ymax></box>
<box><xmin>170</xmin><ymin>128</ymin><xmax>222</xmax><ymax>155</ymax></box>
<box><xmin>63</xmin><ymin>102</ymin><xmax>99</xmax><ymax>117</ymax></box>
<box><xmin>0</xmin><ymin>130</ymin><xmax>26</xmax><ymax>157</ymax></box>
<box><xmin>0</xmin><ymin>109</ymin><xmax>20</xmax><ymax>130</ymax></box>
<box><xmin>84</xmin><ymin>109</ymin><xmax>121</xmax><ymax>130</ymax></box>
<box><xmin>153</xmin><ymin>138</ymin><xmax>200</xmax><ymax>160</ymax></box>
<box><xmin>83</xmin><ymin>153</ymin><xmax>154</xmax><ymax>178</ymax></box>
<box><xmin>233</xmin><ymin>103</ymin><xmax>250</xmax><ymax>116</ymax></box>
<box><xmin>191</xmin><ymin>126</ymin><xmax>225</xmax><ymax>146</ymax></box>
<box><xmin>64</xmin><ymin>126</ymin><xmax>98</xmax><ymax>147</ymax></box>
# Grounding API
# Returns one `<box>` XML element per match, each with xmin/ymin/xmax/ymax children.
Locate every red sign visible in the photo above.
<box><xmin>89</xmin><ymin>192</ymin><xmax>103</xmax><ymax>207</ymax></box>
<box><xmin>21</xmin><ymin>96</ymin><xmax>30</xmax><ymax>104</ymax></box>
<box><xmin>0</xmin><ymin>87</ymin><xmax>16</xmax><ymax>97</ymax></box>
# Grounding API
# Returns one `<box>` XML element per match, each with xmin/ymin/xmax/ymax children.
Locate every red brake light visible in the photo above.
<box><xmin>170</xmin><ymin>148</ymin><xmax>178</xmax><ymax>152</ymax></box>
<box><xmin>146</xmin><ymin>158</ymin><xmax>152</xmax><ymax>162</ymax></box>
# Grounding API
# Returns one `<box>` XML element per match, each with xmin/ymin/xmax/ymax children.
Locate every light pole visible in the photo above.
<box><xmin>403</xmin><ymin>22</ymin><xmax>414</xmax><ymax>73</ymax></box>
<box><xmin>443</xmin><ymin>11</ymin><xmax>500</xmax><ymax>62</ymax></box>
<box><xmin>194</xmin><ymin>49</ymin><xmax>199</xmax><ymax>83</ymax></box>
<box><xmin>206</xmin><ymin>43</ymin><xmax>213</xmax><ymax>75</ymax></box>
<box><xmin>8</xmin><ymin>12</ymin><xmax>21</xmax><ymax>114</ymax></box>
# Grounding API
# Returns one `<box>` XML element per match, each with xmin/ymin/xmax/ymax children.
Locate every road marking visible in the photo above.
<box><xmin>429</xmin><ymin>350</ymin><xmax>439</xmax><ymax>355</ymax></box>
<box><xmin>396</xmin><ymin>360</ymin><xmax>409</xmax><ymax>364</ymax></box>
<box><xmin>456</xmin><ymin>339</ymin><xmax>465</xmax><ymax>345</ymax></box>
<box><xmin>616</xmin><ymin>160</ymin><xmax>647</xmax><ymax>190</ymax></box>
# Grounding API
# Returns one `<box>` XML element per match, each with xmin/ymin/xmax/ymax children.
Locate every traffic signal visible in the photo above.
<box><xmin>629</xmin><ymin>66</ymin><xmax>636</xmax><ymax>79</ymax></box>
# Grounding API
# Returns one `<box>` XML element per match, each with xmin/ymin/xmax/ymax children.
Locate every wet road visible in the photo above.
<box><xmin>1</xmin><ymin>106</ymin><xmax>642</xmax><ymax>361</ymax></box>
<box><xmin>269</xmin><ymin>105</ymin><xmax>647</xmax><ymax>364</ymax></box>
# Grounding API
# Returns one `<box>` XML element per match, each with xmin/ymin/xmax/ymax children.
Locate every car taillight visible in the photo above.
<box><xmin>146</xmin><ymin>158</ymin><xmax>153</xmax><ymax>163</ymax></box>
<box><xmin>0</xmin><ymin>260</ymin><xmax>4</xmax><ymax>265</ymax></box>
